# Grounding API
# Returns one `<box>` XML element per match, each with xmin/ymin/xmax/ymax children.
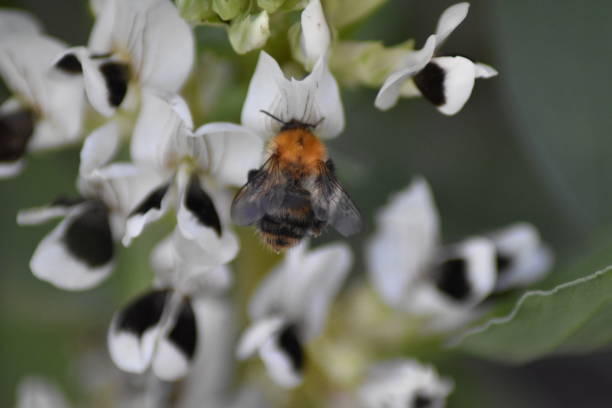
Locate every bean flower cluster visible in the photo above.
<box><xmin>1</xmin><ymin>1</ymin><xmax>552</xmax><ymax>407</ymax></box>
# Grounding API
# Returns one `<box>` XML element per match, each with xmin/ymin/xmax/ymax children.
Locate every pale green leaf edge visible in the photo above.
<box><xmin>448</xmin><ymin>265</ymin><xmax>612</xmax><ymax>360</ymax></box>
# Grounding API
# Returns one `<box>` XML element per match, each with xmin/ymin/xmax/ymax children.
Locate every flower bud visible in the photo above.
<box><xmin>228</xmin><ymin>11</ymin><xmax>270</xmax><ymax>54</ymax></box>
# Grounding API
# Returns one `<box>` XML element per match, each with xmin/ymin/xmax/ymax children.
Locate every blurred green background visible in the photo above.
<box><xmin>2</xmin><ymin>0</ymin><xmax>612</xmax><ymax>406</ymax></box>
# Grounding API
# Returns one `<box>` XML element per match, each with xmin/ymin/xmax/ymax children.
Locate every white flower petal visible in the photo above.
<box><xmin>236</xmin><ymin>317</ymin><xmax>284</xmax><ymax>360</ymax></box>
<box><xmin>176</xmin><ymin>172</ymin><xmax>238</xmax><ymax>265</ymax></box>
<box><xmin>374</xmin><ymin>35</ymin><xmax>436</xmax><ymax>111</ymax></box>
<box><xmin>241</xmin><ymin>51</ymin><xmax>286</xmax><ymax>139</ymax></box>
<box><xmin>359</xmin><ymin>359</ymin><xmax>453</xmax><ymax>408</ymax></box>
<box><xmin>228</xmin><ymin>11</ymin><xmax>271</xmax><ymax>55</ymax></box>
<box><xmin>194</xmin><ymin>122</ymin><xmax>264</xmax><ymax>186</ymax></box>
<box><xmin>435</xmin><ymin>237</ymin><xmax>496</xmax><ymax>306</ymax></box>
<box><xmin>90</xmin><ymin>0</ymin><xmax>194</xmax><ymax>92</ymax></box>
<box><xmin>0</xmin><ymin>34</ymin><xmax>66</xmax><ymax>111</ymax></box>
<box><xmin>16</xmin><ymin>377</ymin><xmax>70</xmax><ymax>408</ymax></box>
<box><xmin>0</xmin><ymin>160</ymin><xmax>24</xmax><ymax>179</ymax></box>
<box><xmin>426</xmin><ymin>56</ymin><xmax>476</xmax><ymax>115</ymax></box>
<box><xmin>17</xmin><ymin>198</ymin><xmax>83</xmax><ymax>226</ymax></box>
<box><xmin>30</xmin><ymin>201</ymin><xmax>115</xmax><ymax>290</ymax></box>
<box><xmin>122</xmin><ymin>183</ymin><xmax>171</xmax><ymax>247</ymax></box>
<box><xmin>489</xmin><ymin>223</ymin><xmax>553</xmax><ymax>291</ymax></box>
<box><xmin>305</xmin><ymin>57</ymin><xmax>345</xmax><ymax>139</ymax></box>
<box><xmin>131</xmin><ymin>90</ymin><xmax>195</xmax><ymax>169</ymax></box>
<box><xmin>300</xmin><ymin>0</ymin><xmax>331</xmax><ymax>68</ymax></box>
<box><xmin>286</xmin><ymin>242</ymin><xmax>353</xmax><ymax>340</ymax></box>
<box><xmin>108</xmin><ymin>290</ymin><xmax>168</xmax><ymax>374</ymax></box>
<box><xmin>55</xmin><ymin>47</ymin><xmax>117</xmax><ymax>117</ymax></box>
<box><xmin>0</xmin><ymin>10</ymin><xmax>42</xmax><ymax>38</ymax></box>
<box><xmin>152</xmin><ymin>296</ymin><xmax>198</xmax><ymax>381</ymax></box>
<box><xmin>434</xmin><ymin>2</ymin><xmax>469</xmax><ymax>48</ymax></box>
<box><xmin>259</xmin><ymin>329</ymin><xmax>303</xmax><ymax>388</ymax></box>
<box><xmin>79</xmin><ymin>121</ymin><xmax>120</xmax><ymax>178</ymax></box>
<box><xmin>474</xmin><ymin>62</ymin><xmax>498</xmax><ymax>79</ymax></box>
<box><xmin>366</xmin><ymin>177</ymin><xmax>440</xmax><ymax>307</ymax></box>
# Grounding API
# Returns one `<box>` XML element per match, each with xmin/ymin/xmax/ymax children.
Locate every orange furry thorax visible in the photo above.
<box><xmin>269</xmin><ymin>128</ymin><xmax>327</xmax><ymax>176</ymax></box>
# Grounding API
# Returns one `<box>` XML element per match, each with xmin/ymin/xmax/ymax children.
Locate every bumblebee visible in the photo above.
<box><xmin>231</xmin><ymin>111</ymin><xmax>361</xmax><ymax>252</ymax></box>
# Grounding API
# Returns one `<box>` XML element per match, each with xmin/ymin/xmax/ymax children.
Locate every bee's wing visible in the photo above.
<box><xmin>311</xmin><ymin>160</ymin><xmax>362</xmax><ymax>237</ymax></box>
<box><xmin>231</xmin><ymin>158</ymin><xmax>286</xmax><ymax>226</ymax></box>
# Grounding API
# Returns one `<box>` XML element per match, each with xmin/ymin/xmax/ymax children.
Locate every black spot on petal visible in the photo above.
<box><xmin>413</xmin><ymin>393</ymin><xmax>434</xmax><ymax>408</ymax></box>
<box><xmin>51</xmin><ymin>195</ymin><xmax>86</xmax><ymax>208</ymax></box>
<box><xmin>62</xmin><ymin>200</ymin><xmax>114</xmax><ymax>267</ymax></box>
<box><xmin>168</xmin><ymin>296</ymin><xmax>197</xmax><ymax>360</ymax></box>
<box><xmin>117</xmin><ymin>289</ymin><xmax>170</xmax><ymax>336</ymax></box>
<box><xmin>434</xmin><ymin>257</ymin><xmax>470</xmax><ymax>301</ymax></box>
<box><xmin>277</xmin><ymin>324</ymin><xmax>304</xmax><ymax>374</ymax></box>
<box><xmin>99</xmin><ymin>61</ymin><xmax>129</xmax><ymax>107</ymax></box>
<box><xmin>130</xmin><ymin>183</ymin><xmax>169</xmax><ymax>216</ymax></box>
<box><xmin>55</xmin><ymin>53</ymin><xmax>82</xmax><ymax>74</ymax></box>
<box><xmin>496</xmin><ymin>252</ymin><xmax>514</xmax><ymax>276</ymax></box>
<box><xmin>185</xmin><ymin>175</ymin><xmax>222</xmax><ymax>236</ymax></box>
<box><xmin>413</xmin><ymin>62</ymin><xmax>446</xmax><ymax>106</ymax></box>
<box><xmin>0</xmin><ymin>108</ymin><xmax>35</xmax><ymax>163</ymax></box>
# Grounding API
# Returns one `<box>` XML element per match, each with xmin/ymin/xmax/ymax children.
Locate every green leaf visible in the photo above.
<box><xmin>452</xmin><ymin>265</ymin><xmax>612</xmax><ymax>364</ymax></box>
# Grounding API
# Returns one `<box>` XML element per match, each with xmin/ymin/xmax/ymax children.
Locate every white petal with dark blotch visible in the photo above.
<box><xmin>0</xmin><ymin>161</ymin><xmax>24</xmax><ymax>178</ymax></box>
<box><xmin>194</xmin><ymin>122</ymin><xmax>264</xmax><ymax>186</ymax></box>
<box><xmin>375</xmin><ymin>35</ymin><xmax>437</xmax><ymax>111</ymax></box>
<box><xmin>152</xmin><ymin>296</ymin><xmax>198</xmax><ymax>381</ymax></box>
<box><xmin>122</xmin><ymin>182</ymin><xmax>171</xmax><ymax>247</ymax></box>
<box><xmin>366</xmin><ymin>177</ymin><xmax>440</xmax><ymax>308</ymax></box>
<box><xmin>236</xmin><ymin>317</ymin><xmax>284</xmax><ymax>360</ymax></box>
<box><xmin>434</xmin><ymin>237</ymin><xmax>496</xmax><ymax>306</ymax></box>
<box><xmin>54</xmin><ymin>47</ymin><xmax>117</xmax><ymax>117</ymax></box>
<box><xmin>490</xmin><ymin>223</ymin><xmax>553</xmax><ymax>291</ymax></box>
<box><xmin>428</xmin><ymin>56</ymin><xmax>476</xmax><ymax>116</ymax></box>
<box><xmin>16</xmin><ymin>377</ymin><xmax>71</xmax><ymax>408</ymax></box>
<box><xmin>241</xmin><ymin>51</ymin><xmax>287</xmax><ymax>140</ymax></box>
<box><xmin>79</xmin><ymin>121</ymin><xmax>120</xmax><ymax>178</ymax></box>
<box><xmin>0</xmin><ymin>10</ymin><xmax>42</xmax><ymax>38</ymax></box>
<box><xmin>29</xmin><ymin>201</ymin><xmax>114</xmax><ymax>290</ymax></box>
<box><xmin>359</xmin><ymin>359</ymin><xmax>453</xmax><ymax>408</ymax></box>
<box><xmin>300</xmin><ymin>0</ymin><xmax>331</xmax><ymax>68</ymax></box>
<box><xmin>434</xmin><ymin>2</ymin><xmax>469</xmax><ymax>47</ymax></box>
<box><xmin>108</xmin><ymin>289</ymin><xmax>169</xmax><ymax>374</ymax></box>
<box><xmin>89</xmin><ymin>0</ymin><xmax>194</xmax><ymax>92</ymax></box>
<box><xmin>176</xmin><ymin>171</ymin><xmax>239</xmax><ymax>265</ymax></box>
<box><xmin>259</xmin><ymin>324</ymin><xmax>304</xmax><ymax>388</ymax></box>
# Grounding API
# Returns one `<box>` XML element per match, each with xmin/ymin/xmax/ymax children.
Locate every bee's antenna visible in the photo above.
<box><xmin>260</xmin><ymin>110</ymin><xmax>287</xmax><ymax>125</ymax></box>
<box><xmin>311</xmin><ymin>116</ymin><xmax>325</xmax><ymax>128</ymax></box>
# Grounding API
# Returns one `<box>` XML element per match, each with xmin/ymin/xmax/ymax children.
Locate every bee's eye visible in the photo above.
<box><xmin>325</xmin><ymin>159</ymin><xmax>335</xmax><ymax>173</ymax></box>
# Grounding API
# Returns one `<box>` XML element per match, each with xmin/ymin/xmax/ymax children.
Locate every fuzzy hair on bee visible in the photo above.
<box><xmin>231</xmin><ymin>111</ymin><xmax>361</xmax><ymax>252</ymax></box>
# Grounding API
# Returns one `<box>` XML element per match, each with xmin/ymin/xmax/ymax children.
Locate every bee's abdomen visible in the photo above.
<box><xmin>257</xmin><ymin>187</ymin><xmax>318</xmax><ymax>252</ymax></box>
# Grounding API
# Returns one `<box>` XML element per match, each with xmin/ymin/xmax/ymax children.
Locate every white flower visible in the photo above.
<box><xmin>241</xmin><ymin>51</ymin><xmax>345</xmax><ymax>141</ymax></box>
<box><xmin>54</xmin><ymin>0</ymin><xmax>194</xmax><ymax>117</ymax></box>
<box><xmin>121</xmin><ymin>91</ymin><xmax>263</xmax><ymax>267</ymax></box>
<box><xmin>0</xmin><ymin>10</ymin><xmax>84</xmax><ymax>178</ymax></box>
<box><xmin>365</xmin><ymin>177</ymin><xmax>552</xmax><ymax>331</ymax></box>
<box><xmin>14</xmin><ymin>377</ymin><xmax>70</xmax><ymax>408</ymax></box>
<box><xmin>375</xmin><ymin>2</ymin><xmax>498</xmax><ymax>115</ymax></box>
<box><xmin>237</xmin><ymin>241</ymin><xmax>352</xmax><ymax>388</ymax></box>
<box><xmin>358</xmin><ymin>359</ymin><xmax>453</xmax><ymax>408</ymax></box>
<box><xmin>17</xmin><ymin>122</ymin><xmax>159</xmax><ymax>290</ymax></box>
<box><xmin>108</xmin><ymin>225</ymin><xmax>234</xmax><ymax>382</ymax></box>
<box><xmin>488</xmin><ymin>222</ymin><xmax>553</xmax><ymax>291</ymax></box>
<box><xmin>296</xmin><ymin>0</ymin><xmax>332</xmax><ymax>69</ymax></box>
<box><xmin>228</xmin><ymin>11</ymin><xmax>271</xmax><ymax>55</ymax></box>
